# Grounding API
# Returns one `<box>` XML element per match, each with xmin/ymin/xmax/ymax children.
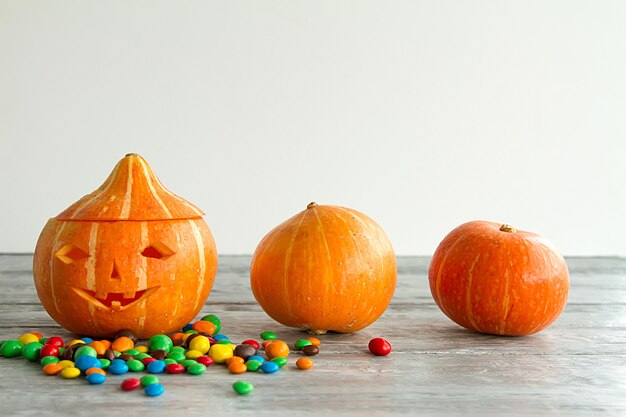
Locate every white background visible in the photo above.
<box><xmin>1</xmin><ymin>1</ymin><xmax>624</xmax><ymax>256</ymax></box>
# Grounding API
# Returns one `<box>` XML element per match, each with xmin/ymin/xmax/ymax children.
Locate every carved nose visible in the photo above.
<box><xmin>111</xmin><ymin>263</ymin><xmax>121</xmax><ymax>280</ymax></box>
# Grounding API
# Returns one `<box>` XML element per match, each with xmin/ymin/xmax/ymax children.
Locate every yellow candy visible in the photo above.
<box><xmin>60</xmin><ymin>367</ymin><xmax>81</xmax><ymax>379</ymax></box>
<box><xmin>135</xmin><ymin>345</ymin><xmax>148</xmax><ymax>353</ymax></box>
<box><xmin>208</xmin><ymin>344</ymin><xmax>233</xmax><ymax>364</ymax></box>
<box><xmin>18</xmin><ymin>333</ymin><xmax>40</xmax><ymax>345</ymax></box>
<box><xmin>67</xmin><ymin>339</ymin><xmax>86</xmax><ymax>347</ymax></box>
<box><xmin>188</xmin><ymin>336</ymin><xmax>211</xmax><ymax>354</ymax></box>
<box><xmin>185</xmin><ymin>349</ymin><xmax>203</xmax><ymax>360</ymax></box>
<box><xmin>58</xmin><ymin>360</ymin><xmax>75</xmax><ymax>369</ymax></box>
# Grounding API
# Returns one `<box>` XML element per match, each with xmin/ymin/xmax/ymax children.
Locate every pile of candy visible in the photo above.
<box><xmin>0</xmin><ymin>314</ymin><xmax>322</xmax><ymax>397</ymax></box>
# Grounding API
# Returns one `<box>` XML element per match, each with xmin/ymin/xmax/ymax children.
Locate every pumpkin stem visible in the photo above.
<box><xmin>307</xmin><ymin>202</ymin><xmax>318</xmax><ymax>209</ymax></box>
<box><xmin>499</xmin><ymin>224</ymin><xmax>517</xmax><ymax>233</ymax></box>
<box><xmin>307</xmin><ymin>329</ymin><xmax>327</xmax><ymax>335</ymax></box>
<box><xmin>125</xmin><ymin>153</ymin><xmax>140</xmax><ymax>157</ymax></box>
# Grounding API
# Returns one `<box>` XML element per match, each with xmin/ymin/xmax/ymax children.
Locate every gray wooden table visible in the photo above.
<box><xmin>1</xmin><ymin>255</ymin><xmax>625</xmax><ymax>416</ymax></box>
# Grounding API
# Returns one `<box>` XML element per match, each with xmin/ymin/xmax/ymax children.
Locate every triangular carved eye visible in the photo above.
<box><xmin>55</xmin><ymin>244</ymin><xmax>89</xmax><ymax>264</ymax></box>
<box><xmin>141</xmin><ymin>243</ymin><xmax>175</xmax><ymax>259</ymax></box>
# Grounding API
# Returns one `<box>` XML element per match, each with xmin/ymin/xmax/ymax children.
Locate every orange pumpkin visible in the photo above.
<box><xmin>250</xmin><ymin>202</ymin><xmax>397</xmax><ymax>334</ymax></box>
<box><xmin>428</xmin><ymin>221</ymin><xmax>569</xmax><ymax>336</ymax></box>
<box><xmin>33</xmin><ymin>154</ymin><xmax>218</xmax><ymax>338</ymax></box>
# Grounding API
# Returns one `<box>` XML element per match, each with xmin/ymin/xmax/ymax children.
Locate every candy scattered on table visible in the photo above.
<box><xmin>368</xmin><ymin>337</ymin><xmax>392</xmax><ymax>356</ymax></box>
<box><xmin>0</xmin><ymin>315</ymin><xmax>339</xmax><ymax>398</ymax></box>
<box><xmin>232</xmin><ymin>380</ymin><xmax>254</xmax><ymax>395</ymax></box>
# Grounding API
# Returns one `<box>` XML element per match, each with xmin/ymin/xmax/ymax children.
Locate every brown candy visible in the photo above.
<box><xmin>233</xmin><ymin>344</ymin><xmax>257</xmax><ymax>361</ymax></box>
<box><xmin>151</xmin><ymin>349</ymin><xmax>168</xmax><ymax>360</ymax></box>
<box><xmin>302</xmin><ymin>345</ymin><xmax>319</xmax><ymax>356</ymax></box>
<box><xmin>118</xmin><ymin>353</ymin><xmax>134</xmax><ymax>362</ymax></box>
<box><xmin>103</xmin><ymin>349</ymin><xmax>116</xmax><ymax>361</ymax></box>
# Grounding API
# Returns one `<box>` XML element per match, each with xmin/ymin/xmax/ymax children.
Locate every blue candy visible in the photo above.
<box><xmin>212</xmin><ymin>334</ymin><xmax>229</xmax><ymax>341</ymax></box>
<box><xmin>75</xmin><ymin>355</ymin><xmax>102</xmax><ymax>373</ymax></box>
<box><xmin>80</xmin><ymin>337</ymin><xmax>94</xmax><ymax>344</ymax></box>
<box><xmin>182</xmin><ymin>323</ymin><xmax>193</xmax><ymax>332</ymax></box>
<box><xmin>108</xmin><ymin>362</ymin><xmax>129</xmax><ymax>375</ymax></box>
<box><xmin>86</xmin><ymin>373</ymin><xmax>106</xmax><ymax>385</ymax></box>
<box><xmin>144</xmin><ymin>383</ymin><xmax>165</xmax><ymax>397</ymax></box>
<box><xmin>146</xmin><ymin>360</ymin><xmax>166</xmax><ymax>374</ymax></box>
<box><xmin>260</xmin><ymin>361</ymin><xmax>279</xmax><ymax>374</ymax></box>
<box><xmin>247</xmin><ymin>355</ymin><xmax>266</xmax><ymax>364</ymax></box>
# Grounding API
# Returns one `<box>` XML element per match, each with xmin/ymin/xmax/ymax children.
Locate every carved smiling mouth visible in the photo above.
<box><xmin>72</xmin><ymin>287</ymin><xmax>159</xmax><ymax>311</ymax></box>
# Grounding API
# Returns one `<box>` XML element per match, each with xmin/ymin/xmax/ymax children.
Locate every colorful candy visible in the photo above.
<box><xmin>121</xmin><ymin>378</ymin><xmax>141</xmax><ymax>391</ymax></box>
<box><xmin>144</xmin><ymin>383</ymin><xmax>165</xmax><ymax>397</ymax></box>
<box><xmin>296</xmin><ymin>357</ymin><xmax>314</xmax><ymax>370</ymax></box>
<box><xmin>265</xmin><ymin>340</ymin><xmax>290</xmax><ymax>360</ymax></box>
<box><xmin>368</xmin><ymin>337</ymin><xmax>392</xmax><ymax>356</ymax></box>
<box><xmin>260</xmin><ymin>331</ymin><xmax>277</xmax><ymax>341</ymax></box>
<box><xmin>232</xmin><ymin>380</ymin><xmax>254</xmax><ymax>395</ymax></box>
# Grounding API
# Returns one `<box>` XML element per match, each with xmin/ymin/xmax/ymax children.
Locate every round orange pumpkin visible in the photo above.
<box><xmin>428</xmin><ymin>221</ymin><xmax>569</xmax><ymax>336</ymax></box>
<box><xmin>250</xmin><ymin>202</ymin><xmax>397</xmax><ymax>334</ymax></box>
<box><xmin>33</xmin><ymin>154</ymin><xmax>218</xmax><ymax>338</ymax></box>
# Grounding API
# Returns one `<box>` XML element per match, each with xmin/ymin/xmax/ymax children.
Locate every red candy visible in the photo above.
<box><xmin>120</xmin><ymin>378</ymin><xmax>141</xmax><ymax>391</ymax></box>
<box><xmin>368</xmin><ymin>338</ymin><xmax>392</xmax><ymax>356</ymax></box>
<box><xmin>39</xmin><ymin>344</ymin><xmax>60</xmax><ymax>358</ymax></box>
<box><xmin>45</xmin><ymin>336</ymin><xmax>64</xmax><ymax>347</ymax></box>
<box><xmin>196</xmin><ymin>355</ymin><xmax>214</xmax><ymax>367</ymax></box>
<box><xmin>141</xmin><ymin>357</ymin><xmax>157</xmax><ymax>366</ymax></box>
<box><xmin>242</xmin><ymin>339</ymin><xmax>260</xmax><ymax>350</ymax></box>
<box><xmin>165</xmin><ymin>363</ymin><xmax>185</xmax><ymax>374</ymax></box>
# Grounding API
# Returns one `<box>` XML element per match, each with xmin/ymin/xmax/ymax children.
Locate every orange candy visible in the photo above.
<box><xmin>262</xmin><ymin>340</ymin><xmax>272</xmax><ymax>349</ymax></box>
<box><xmin>85</xmin><ymin>367</ymin><xmax>106</xmax><ymax>376</ymax></box>
<box><xmin>100</xmin><ymin>340</ymin><xmax>111</xmax><ymax>350</ymax></box>
<box><xmin>228</xmin><ymin>362</ymin><xmax>247</xmax><ymax>374</ymax></box>
<box><xmin>225</xmin><ymin>356</ymin><xmax>245</xmax><ymax>366</ymax></box>
<box><xmin>111</xmin><ymin>336</ymin><xmax>134</xmax><ymax>353</ymax></box>
<box><xmin>306</xmin><ymin>337</ymin><xmax>321</xmax><ymax>347</ymax></box>
<box><xmin>192</xmin><ymin>321</ymin><xmax>216</xmax><ymax>336</ymax></box>
<box><xmin>43</xmin><ymin>363</ymin><xmax>63</xmax><ymax>375</ymax></box>
<box><xmin>88</xmin><ymin>341</ymin><xmax>107</xmax><ymax>355</ymax></box>
<box><xmin>171</xmin><ymin>332</ymin><xmax>185</xmax><ymax>344</ymax></box>
<box><xmin>265</xmin><ymin>340</ymin><xmax>290</xmax><ymax>360</ymax></box>
<box><xmin>296</xmin><ymin>357</ymin><xmax>314</xmax><ymax>370</ymax></box>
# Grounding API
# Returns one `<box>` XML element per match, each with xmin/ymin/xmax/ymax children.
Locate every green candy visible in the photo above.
<box><xmin>184</xmin><ymin>329</ymin><xmax>198</xmax><ymax>335</ymax></box>
<box><xmin>74</xmin><ymin>345</ymin><xmax>97</xmax><ymax>359</ymax></box>
<box><xmin>22</xmin><ymin>342</ymin><xmax>43</xmax><ymax>362</ymax></box>
<box><xmin>166</xmin><ymin>351</ymin><xmax>186</xmax><ymax>363</ymax></box>
<box><xmin>271</xmin><ymin>357</ymin><xmax>288</xmax><ymax>368</ymax></box>
<box><xmin>260</xmin><ymin>331</ymin><xmax>277</xmax><ymax>341</ymax></box>
<box><xmin>294</xmin><ymin>339</ymin><xmax>313</xmax><ymax>351</ymax></box>
<box><xmin>245</xmin><ymin>359</ymin><xmax>262</xmax><ymax>372</ymax></box>
<box><xmin>148</xmin><ymin>335</ymin><xmax>173</xmax><ymax>353</ymax></box>
<box><xmin>58</xmin><ymin>347</ymin><xmax>65</xmax><ymax>356</ymax></box>
<box><xmin>201</xmin><ymin>314</ymin><xmax>221</xmax><ymax>334</ymax></box>
<box><xmin>0</xmin><ymin>340</ymin><xmax>24</xmax><ymax>357</ymax></box>
<box><xmin>232</xmin><ymin>380</ymin><xmax>254</xmax><ymax>395</ymax></box>
<box><xmin>216</xmin><ymin>339</ymin><xmax>232</xmax><ymax>345</ymax></box>
<box><xmin>187</xmin><ymin>363</ymin><xmax>207</xmax><ymax>375</ymax></box>
<box><xmin>40</xmin><ymin>356</ymin><xmax>60</xmax><ymax>367</ymax></box>
<box><xmin>99</xmin><ymin>358</ymin><xmax>111</xmax><ymax>370</ymax></box>
<box><xmin>163</xmin><ymin>358</ymin><xmax>177</xmax><ymax>366</ymax></box>
<box><xmin>180</xmin><ymin>359</ymin><xmax>197</xmax><ymax>369</ymax></box>
<box><xmin>170</xmin><ymin>346</ymin><xmax>186</xmax><ymax>354</ymax></box>
<box><xmin>135</xmin><ymin>353</ymin><xmax>151</xmax><ymax>360</ymax></box>
<box><xmin>140</xmin><ymin>375</ymin><xmax>160</xmax><ymax>386</ymax></box>
<box><xmin>125</xmin><ymin>349</ymin><xmax>140</xmax><ymax>357</ymax></box>
<box><xmin>127</xmin><ymin>359</ymin><xmax>145</xmax><ymax>372</ymax></box>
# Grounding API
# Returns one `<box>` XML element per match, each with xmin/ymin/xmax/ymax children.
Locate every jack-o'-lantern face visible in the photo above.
<box><xmin>33</xmin><ymin>154</ymin><xmax>218</xmax><ymax>338</ymax></box>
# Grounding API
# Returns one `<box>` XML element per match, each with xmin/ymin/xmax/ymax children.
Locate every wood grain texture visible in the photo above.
<box><xmin>1</xmin><ymin>255</ymin><xmax>625</xmax><ymax>416</ymax></box>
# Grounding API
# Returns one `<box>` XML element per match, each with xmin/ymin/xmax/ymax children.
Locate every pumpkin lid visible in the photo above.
<box><xmin>56</xmin><ymin>153</ymin><xmax>205</xmax><ymax>221</ymax></box>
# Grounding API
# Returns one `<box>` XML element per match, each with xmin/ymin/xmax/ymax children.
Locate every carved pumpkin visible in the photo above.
<box><xmin>428</xmin><ymin>221</ymin><xmax>569</xmax><ymax>336</ymax></box>
<box><xmin>33</xmin><ymin>154</ymin><xmax>218</xmax><ymax>338</ymax></box>
<box><xmin>250</xmin><ymin>202</ymin><xmax>397</xmax><ymax>334</ymax></box>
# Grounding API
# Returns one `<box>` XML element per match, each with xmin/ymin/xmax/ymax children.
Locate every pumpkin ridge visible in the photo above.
<box><xmin>188</xmin><ymin>219</ymin><xmax>207</xmax><ymax>314</ymax></box>
<box><xmin>311</xmin><ymin>207</ymin><xmax>334</xmax><ymax>330</ymax></box>
<box><xmin>136</xmin><ymin>156</ymin><xmax>173</xmax><ymax>219</ymax></box>
<box><xmin>465</xmin><ymin>253</ymin><xmax>481</xmax><ymax>330</ymax></box>
<box><xmin>282</xmin><ymin>209</ymin><xmax>309</xmax><ymax>328</ymax></box>
<box><xmin>498</xmin><ymin>269</ymin><xmax>510</xmax><ymax>334</ymax></box>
